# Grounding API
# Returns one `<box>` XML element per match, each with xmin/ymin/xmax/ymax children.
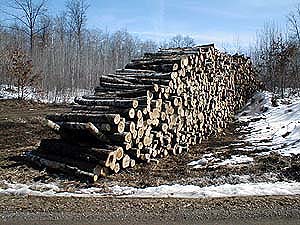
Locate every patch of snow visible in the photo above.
<box><xmin>0</xmin><ymin>84</ymin><xmax>37</xmax><ymax>100</ymax></box>
<box><xmin>41</xmin><ymin>88</ymin><xmax>92</xmax><ymax>104</ymax></box>
<box><xmin>0</xmin><ymin>84</ymin><xmax>92</xmax><ymax>103</ymax></box>
<box><xmin>187</xmin><ymin>153</ymin><xmax>216</xmax><ymax>169</ymax></box>
<box><xmin>188</xmin><ymin>158</ymin><xmax>209</xmax><ymax>167</ymax></box>
<box><xmin>237</xmin><ymin>91</ymin><xmax>300</xmax><ymax>156</ymax></box>
<box><xmin>1</xmin><ymin>180</ymin><xmax>300</xmax><ymax>198</ymax></box>
<box><xmin>0</xmin><ymin>181</ymin><xmax>61</xmax><ymax>197</ymax></box>
<box><xmin>116</xmin><ymin>182</ymin><xmax>300</xmax><ymax>198</ymax></box>
<box><xmin>214</xmin><ymin>155</ymin><xmax>254</xmax><ymax>167</ymax></box>
<box><xmin>188</xmin><ymin>155</ymin><xmax>253</xmax><ymax>169</ymax></box>
<box><xmin>0</xmin><ymin>181</ymin><xmax>105</xmax><ymax>197</ymax></box>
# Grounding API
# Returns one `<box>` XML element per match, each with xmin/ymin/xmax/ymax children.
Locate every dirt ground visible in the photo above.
<box><xmin>0</xmin><ymin>99</ymin><xmax>300</xmax><ymax>224</ymax></box>
<box><xmin>0</xmin><ymin>99</ymin><xmax>69</xmax><ymax>183</ymax></box>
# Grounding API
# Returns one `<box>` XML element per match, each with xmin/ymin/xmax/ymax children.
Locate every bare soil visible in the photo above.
<box><xmin>0</xmin><ymin>99</ymin><xmax>69</xmax><ymax>183</ymax></box>
<box><xmin>0</xmin><ymin>99</ymin><xmax>300</xmax><ymax>224</ymax></box>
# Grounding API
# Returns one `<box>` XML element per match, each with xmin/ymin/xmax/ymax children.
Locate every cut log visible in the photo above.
<box><xmin>121</xmin><ymin>154</ymin><xmax>131</xmax><ymax>168</ymax></box>
<box><xmin>38</xmin><ymin>139</ymin><xmax>117</xmax><ymax>169</ymax></box>
<box><xmin>74</xmin><ymin>97</ymin><xmax>146</xmax><ymax>108</ymax></box>
<box><xmin>46</xmin><ymin>120</ymin><xmax>60</xmax><ymax>132</ymax></box>
<box><xmin>25</xmin><ymin>152</ymin><xmax>98</xmax><ymax>183</ymax></box>
<box><xmin>47</xmin><ymin>113</ymin><xmax>121</xmax><ymax>125</ymax></box>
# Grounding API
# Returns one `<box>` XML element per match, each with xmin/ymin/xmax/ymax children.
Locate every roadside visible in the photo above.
<box><xmin>1</xmin><ymin>195</ymin><xmax>300</xmax><ymax>225</ymax></box>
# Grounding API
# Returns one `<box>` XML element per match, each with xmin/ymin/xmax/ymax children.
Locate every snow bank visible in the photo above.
<box><xmin>1</xmin><ymin>181</ymin><xmax>300</xmax><ymax>198</ymax></box>
<box><xmin>116</xmin><ymin>182</ymin><xmax>300</xmax><ymax>198</ymax></box>
<box><xmin>187</xmin><ymin>91</ymin><xmax>300</xmax><ymax>169</ymax></box>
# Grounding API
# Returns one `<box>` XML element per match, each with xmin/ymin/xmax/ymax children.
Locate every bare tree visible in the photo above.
<box><xmin>252</xmin><ymin>21</ymin><xmax>299</xmax><ymax>97</ymax></box>
<box><xmin>164</xmin><ymin>34</ymin><xmax>195</xmax><ymax>48</ymax></box>
<box><xmin>0</xmin><ymin>1</ymin><xmax>166</xmax><ymax>102</ymax></box>
<box><xmin>288</xmin><ymin>4</ymin><xmax>300</xmax><ymax>46</ymax></box>
<box><xmin>66</xmin><ymin>0</ymin><xmax>89</xmax><ymax>50</ymax></box>
<box><xmin>4</xmin><ymin>0</ymin><xmax>48</xmax><ymax>54</ymax></box>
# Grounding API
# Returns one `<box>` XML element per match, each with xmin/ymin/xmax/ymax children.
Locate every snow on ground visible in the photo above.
<box><xmin>0</xmin><ymin>84</ymin><xmax>92</xmax><ymax>103</ymax></box>
<box><xmin>213</xmin><ymin>155</ymin><xmax>254</xmax><ymax>167</ymax></box>
<box><xmin>0</xmin><ymin>84</ymin><xmax>37</xmax><ymax>100</ymax></box>
<box><xmin>1</xmin><ymin>180</ymin><xmax>300</xmax><ymax>198</ymax></box>
<box><xmin>188</xmin><ymin>90</ymin><xmax>300</xmax><ymax>169</ymax></box>
<box><xmin>188</xmin><ymin>154</ymin><xmax>254</xmax><ymax>169</ymax></box>
<box><xmin>237</xmin><ymin>91</ymin><xmax>300</xmax><ymax>156</ymax></box>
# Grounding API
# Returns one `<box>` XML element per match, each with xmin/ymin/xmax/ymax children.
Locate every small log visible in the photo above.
<box><xmin>121</xmin><ymin>154</ymin><xmax>131</xmax><ymax>168</ymax></box>
<box><xmin>46</xmin><ymin>120</ymin><xmax>60</xmax><ymax>132</ymax></box>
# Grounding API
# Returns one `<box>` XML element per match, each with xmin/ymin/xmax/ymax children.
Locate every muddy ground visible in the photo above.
<box><xmin>0</xmin><ymin>99</ymin><xmax>69</xmax><ymax>184</ymax></box>
<box><xmin>0</xmin><ymin>99</ymin><xmax>300</xmax><ymax>224</ymax></box>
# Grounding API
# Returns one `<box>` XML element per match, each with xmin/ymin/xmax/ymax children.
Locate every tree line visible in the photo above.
<box><xmin>251</xmin><ymin>5</ymin><xmax>300</xmax><ymax>97</ymax></box>
<box><xmin>5</xmin><ymin>0</ymin><xmax>297</xmax><ymax>100</ymax></box>
<box><xmin>0</xmin><ymin>0</ymin><xmax>195</xmax><ymax>100</ymax></box>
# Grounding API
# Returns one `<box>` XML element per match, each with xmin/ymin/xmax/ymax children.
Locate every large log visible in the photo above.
<box><xmin>26</xmin><ymin>152</ymin><xmax>98</xmax><ymax>183</ymax></box>
<box><xmin>47</xmin><ymin>113</ymin><xmax>121</xmax><ymax>125</ymax></box>
<box><xmin>97</xmin><ymin>82</ymin><xmax>153</xmax><ymax>91</ymax></box>
<box><xmin>99</xmin><ymin>74</ymin><xmax>133</xmax><ymax>85</ymax></box>
<box><xmin>38</xmin><ymin>139</ymin><xmax>117</xmax><ymax>169</ymax></box>
<box><xmin>125</xmin><ymin>63</ymin><xmax>175</xmax><ymax>73</ymax></box>
<box><xmin>74</xmin><ymin>96</ymin><xmax>146</xmax><ymax>108</ymax></box>
<box><xmin>94</xmin><ymin>88</ymin><xmax>149</xmax><ymax>98</ymax></box>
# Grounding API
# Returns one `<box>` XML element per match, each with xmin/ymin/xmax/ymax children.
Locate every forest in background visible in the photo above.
<box><xmin>251</xmin><ymin>4</ymin><xmax>300</xmax><ymax>97</ymax></box>
<box><xmin>0</xmin><ymin>0</ymin><xmax>194</xmax><ymax>100</ymax></box>
<box><xmin>0</xmin><ymin>0</ymin><xmax>300</xmax><ymax>101</ymax></box>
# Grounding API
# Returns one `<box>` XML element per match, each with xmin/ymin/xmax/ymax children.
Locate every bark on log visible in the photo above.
<box><xmin>38</xmin><ymin>139</ymin><xmax>117</xmax><ymax>169</ymax></box>
<box><xmin>74</xmin><ymin>97</ymin><xmax>146</xmax><ymax>108</ymax></box>
<box><xmin>26</xmin><ymin>152</ymin><xmax>98</xmax><ymax>183</ymax></box>
<box><xmin>47</xmin><ymin>113</ymin><xmax>121</xmax><ymax>125</ymax></box>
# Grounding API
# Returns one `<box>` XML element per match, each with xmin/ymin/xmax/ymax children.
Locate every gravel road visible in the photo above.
<box><xmin>1</xmin><ymin>195</ymin><xmax>300</xmax><ymax>225</ymax></box>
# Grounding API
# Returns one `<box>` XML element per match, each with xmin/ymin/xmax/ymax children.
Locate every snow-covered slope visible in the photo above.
<box><xmin>237</xmin><ymin>91</ymin><xmax>300</xmax><ymax>156</ymax></box>
<box><xmin>188</xmin><ymin>91</ymin><xmax>300</xmax><ymax>169</ymax></box>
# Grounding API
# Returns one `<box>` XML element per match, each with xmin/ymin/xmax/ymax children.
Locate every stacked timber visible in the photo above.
<box><xmin>28</xmin><ymin>44</ymin><xmax>260</xmax><ymax>182</ymax></box>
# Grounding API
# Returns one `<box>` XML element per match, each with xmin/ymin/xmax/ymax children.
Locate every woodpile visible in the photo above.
<box><xmin>28</xmin><ymin>44</ymin><xmax>260</xmax><ymax>182</ymax></box>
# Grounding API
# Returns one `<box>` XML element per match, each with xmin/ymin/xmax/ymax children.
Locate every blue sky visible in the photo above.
<box><xmin>18</xmin><ymin>0</ymin><xmax>300</xmax><ymax>49</ymax></box>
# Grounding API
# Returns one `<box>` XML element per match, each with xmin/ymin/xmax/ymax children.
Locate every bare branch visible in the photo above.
<box><xmin>3</xmin><ymin>0</ymin><xmax>48</xmax><ymax>52</ymax></box>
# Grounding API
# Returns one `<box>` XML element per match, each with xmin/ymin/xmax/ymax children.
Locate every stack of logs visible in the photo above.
<box><xmin>28</xmin><ymin>44</ymin><xmax>260</xmax><ymax>182</ymax></box>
